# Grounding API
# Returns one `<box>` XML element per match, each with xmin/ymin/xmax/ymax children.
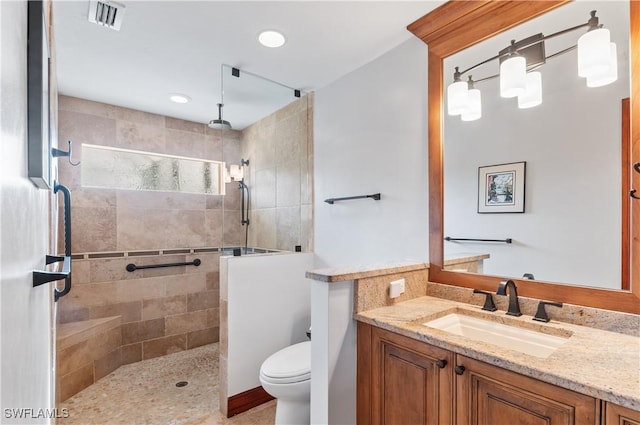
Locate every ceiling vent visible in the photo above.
<box><xmin>88</xmin><ymin>0</ymin><xmax>125</xmax><ymax>31</ymax></box>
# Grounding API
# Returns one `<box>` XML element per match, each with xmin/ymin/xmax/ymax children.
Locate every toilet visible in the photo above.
<box><xmin>259</xmin><ymin>341</ymin><xmax>311</xmax><ymax>425</ymax></box>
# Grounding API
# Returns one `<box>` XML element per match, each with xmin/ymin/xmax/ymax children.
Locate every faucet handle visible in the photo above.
<box><xmin>533</xmin><ymin>301</ymin><xmax>563</xmax><ymax>323</ymax></box>
<box><xmin>473</xmin><ymin>289</ymin><xmax>497</xmax><ymax>311</ymax></box>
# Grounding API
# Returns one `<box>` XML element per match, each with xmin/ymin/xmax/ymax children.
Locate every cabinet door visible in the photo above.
<box><xmin>604</xmin><ymin>402</ymin><xmax>640</xmax><ymax>425</ymax></box>
<box><xmin>455</xmin><ymin>355</ymin><xmax>597</xmax><ymax>425</ymax></box>
<box><xmin>366</xmin><ymin>325</ymin><xmax>453</xmax><ymax>425</ymax></box>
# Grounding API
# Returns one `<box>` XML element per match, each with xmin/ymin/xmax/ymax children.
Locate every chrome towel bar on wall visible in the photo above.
<box><xmin>324</xmin><ymin>193</ymin><xmax>381</xmax><ymax>205</ymax></box>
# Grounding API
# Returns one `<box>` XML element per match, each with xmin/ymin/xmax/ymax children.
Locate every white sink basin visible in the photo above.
<box><xmin>423</xmin><ymin>312</ymin><xmax>570</xmax><ymax>358</ymax></box>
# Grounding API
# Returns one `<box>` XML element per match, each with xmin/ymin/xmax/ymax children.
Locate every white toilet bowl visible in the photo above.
<box><xmin>259</xmin><ymin>341</ymin><xmax>311</xmax><ymax>425</ymax></box>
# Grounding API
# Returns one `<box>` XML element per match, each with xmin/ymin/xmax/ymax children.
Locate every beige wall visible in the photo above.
<box><xmin>55</xmin><ymin>96</ymin><xmax>232</xmax><ymax>395</ymax></box>
<box><xmin>54</xmin><ymin>94</ymin><xmax>313</xmax><ymax>397</ymax></box>
<box><xmin>57</xmin><ymin>94</ymin><xmax>314</xmax><ymax>255</ymax></box>
<box><xmin>241</xmin><ymin>94</ymin><xmax>314</xmax><ymax>252</ymax></box>
<box><xmin>57</xmin><ymin>95</ymin><xmax>244</xmax><ymax>253</ymax></box>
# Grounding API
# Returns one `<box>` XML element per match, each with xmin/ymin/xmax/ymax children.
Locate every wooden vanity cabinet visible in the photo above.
<box><xmin>456</xmin><ymin>355</ymin><xmax>597</xmax><ymax>425</ymax></box>
<box><xmin>358</xmin><ymin>323</ymin><xmax>454</xmax><ymax>425</ymax></box>
<box><xmin>603</xmin><ymin>402</ymin><xmax>640</xmax><ymax>425</ymax></box>
<box><xmin>358</xmin><ymin>323</ymin><xmax>599</xmax><ymax>425</ymax></box>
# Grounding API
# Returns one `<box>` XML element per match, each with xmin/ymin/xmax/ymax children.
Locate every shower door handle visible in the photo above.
<box><xmin>53</xmin><ymin>183</ymin><xmax>72</xmax><ymax>301</ymax></box>
<box><xmin>33</xmin><ymin>255</ymin><xmax>71</xmax><ymax>287</ymax></box>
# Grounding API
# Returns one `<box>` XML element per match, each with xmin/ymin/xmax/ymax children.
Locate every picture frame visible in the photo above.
<box><xmin>27</xmin><ymin>0</ymin><xmax>52</xmax><ymax>189</ymax></box>
<box><xmin>478</xmin><ymin>161</ymin><xmax>525</xmax><ymax>213</ymax></box>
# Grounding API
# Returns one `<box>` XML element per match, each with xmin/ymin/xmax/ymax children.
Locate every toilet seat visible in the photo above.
<box><xmin>260</xmin><ymin>341</ymin><xmax>311</xmax><ymax>384</ymax></box>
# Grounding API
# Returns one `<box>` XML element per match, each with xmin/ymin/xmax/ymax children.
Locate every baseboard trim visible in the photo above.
<box><xmin>227</xmin><ymin>386</ymin><xmax>274</xmax><ymax>417</ymax></box>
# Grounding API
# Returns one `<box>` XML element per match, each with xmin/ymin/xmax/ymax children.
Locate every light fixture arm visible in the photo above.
<box><xmin>453</xmin><ymin>11</ymin><xmax>599</xmax><ymax>81</ymax></box>
<box><xmin>447</xmin><ymin>8</ymin><xmax>616</xmax><ymax>122</ymax></box>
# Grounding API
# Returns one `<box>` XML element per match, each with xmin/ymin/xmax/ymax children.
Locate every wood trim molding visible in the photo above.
<box><xmin>409</xmin><ymin>1</ymin><xmax>640</xmax><ymax>314</ymax></box>
<box><xmin>227</xmin><ymin>386</ymin><xmax>274</xmax><ymax>418</ymax></box>
<box><xmin>622</xmin><ymin>97</ymin><xmax>631</xmax><ymax>291</ymax></box>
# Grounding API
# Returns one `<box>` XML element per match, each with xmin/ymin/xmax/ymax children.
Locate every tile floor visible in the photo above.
<box><xmin>58</xmin><ymin>343</ymin><xmax>275</xmax><ymax>425</ymax></box>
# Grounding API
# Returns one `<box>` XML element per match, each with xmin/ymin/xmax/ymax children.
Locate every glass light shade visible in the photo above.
<box><xmin>586</xmin><ymin>42</ymin><xmax>618</xmax><ymax>87</ymax></box>
<box><xmin>447</xmin><ymin>81</ymin><xmax>469</xmax><ymax>116</ymax></box>
<box><xmin>229</xmin><ymin>164</ymin><xmax>243</xmax><ymax>181</ymax></box>
<box><xmin>578</xmin><ymin>28</ymin><xmax>611</xmax><ymax>78</ymax></box>
<box><xmin>500</xmin><ymin>55</ymin><xmax>527</xmax><ymax>98</ymax></box>
<box><xmin>461</xmin><ymin>88</ymin><xmax>481</xmax><ymax>121</ymax></box>
<box><xmin>518</xmin><ymin>72</ymin><xmax>542</xmax><ymax>109</ymax></box>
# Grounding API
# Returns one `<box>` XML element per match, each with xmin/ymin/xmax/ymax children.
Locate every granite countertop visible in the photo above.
<box><xmin>356</xmin><ymin>296</ymin><xmax>640</xmax><ymax>411</ymax></box>
<box><xmin>306</xmin><ymin>261</ymin><xmax>429</xmax><ymax>283</ymax></box>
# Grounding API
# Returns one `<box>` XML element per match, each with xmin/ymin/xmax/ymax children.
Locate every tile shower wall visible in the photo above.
<box><xmin>56</xmin><ymin>96</ymin><xmax>235</xmax><ymax>372</ymax></box>
<box><xmin>240</xmin><ymin>95</ymin><xmax>314</xmax><ymax>252</ymax></box>
<box><xmin>57</xmin><ymin>95</ymin><xmax>244</xmax><ymax>253</ymax></box>
<box><xmin>55</xmin><ymin>94</ymin><xmax>314</xmax><ymax>376</ymax></box>
<box><xmin>61</xmin><ymin>252</ymin><xmax>220</xmax><ymax>362</ymax></box>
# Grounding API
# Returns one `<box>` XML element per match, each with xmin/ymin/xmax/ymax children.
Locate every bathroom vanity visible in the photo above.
<box><xmin>355</xmin><ymin>295</ymin><xmax>640</xmax><ymax>425</ymax></box>
<box><xmin>306</xmin><ymin>0</ymin><xmax>640</xmax><ymax>423</ymax></box>
<box><xmin>306</xmin><ymin>261</ymin><xmax>640</xmax><ymax>425</ymax></box>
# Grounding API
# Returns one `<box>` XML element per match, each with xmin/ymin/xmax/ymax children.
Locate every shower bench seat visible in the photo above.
<box><xmin>56</xmin><ymin>316</ymin><xmax>122</xmax><ymax>403</ymax></box>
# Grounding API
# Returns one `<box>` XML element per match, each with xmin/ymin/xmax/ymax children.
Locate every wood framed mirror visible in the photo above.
<box><xmin>408</xmin><ymin>1</ymin><xmax>639</xmax><ymax>314</ymax></box>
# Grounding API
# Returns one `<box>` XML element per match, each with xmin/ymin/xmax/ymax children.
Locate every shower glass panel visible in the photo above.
<box><xmin>218</xmin><ymin>64</ymin><xmax>311</xmax><ymax>254</ymax></box>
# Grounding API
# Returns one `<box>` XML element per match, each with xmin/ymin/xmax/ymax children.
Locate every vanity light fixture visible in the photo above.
<box><xmin>447</xmin><ymin>67</ymin><xmax>469</xmax><ymax>116</ymax></box>
<box><xmin>518</xmin><ymin>71</ymin><xmax>542</xmax><ymax>109</ymax></box>
<box><xmin>169</xmin><ymin>94</ymin><xmax>191</xmax><ymax>104</ymax></box>
<box><xmin>447</xmin><ymin>10</ymin><xmax>618</xmax><ymax>122</ymax></box>
<box><xmin>258</xmin><ymin>30</ymin><xmax>286</xmax><ymax>48</ymax></box>
<box><xmin>461</xmin><ymin>77</ymin><xmax>482</xmax><ymax>121</ymax></box>
<box><xmin>500</xmin><ymin>41</ymin><xmax>527</xmax><ymax>98</ymax></box>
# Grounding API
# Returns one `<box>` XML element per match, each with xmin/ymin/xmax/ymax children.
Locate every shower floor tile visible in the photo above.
<box><xmin>58</xmin><ymin>343</ymin><xmax>275</xmax><ymax>425</ymax></box>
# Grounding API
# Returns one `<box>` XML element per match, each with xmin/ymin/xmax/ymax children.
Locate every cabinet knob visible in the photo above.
<box><xmin>436</xmin><ymin>359</ymin><xmax>447</xmax><ymax>369</ymax></box>
<box><xmin>455</xmin><ymin>365</ymin><xmax>466</xmax><ymax>375</ymax></box>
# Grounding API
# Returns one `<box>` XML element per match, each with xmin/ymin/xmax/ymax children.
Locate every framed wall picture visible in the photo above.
<box><xmin>27</xmin><ymin>0</ymin><xmax>52</xmax><ymax>189</ymax></box>
<box><xmin>478</xmin><ymin>161</ymin><xmax>526</xmax><ymax>213</ymax></box>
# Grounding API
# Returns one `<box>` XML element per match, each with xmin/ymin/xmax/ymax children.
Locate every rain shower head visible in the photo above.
<box><xmin>208</xmin><ymin>103</ymin><xmax>232</xmax><ymax>130</ymax></box>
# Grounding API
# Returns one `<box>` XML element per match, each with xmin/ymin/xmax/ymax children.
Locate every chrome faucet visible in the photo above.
<box><xmin>496</xmin><ymin>279</ymin><xmax>522</xmax><ymax>316</ymax></box>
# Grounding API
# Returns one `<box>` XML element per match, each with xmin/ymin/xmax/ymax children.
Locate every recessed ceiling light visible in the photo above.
<box><xmin>258</xmin><ymin>30</ymin><xmax>286</xmax><ymax>48</ymax></box>
<box><xmin>169</xmin><ymin>94</ymin><xmax>191</xmax><ymax>104</ymax></box>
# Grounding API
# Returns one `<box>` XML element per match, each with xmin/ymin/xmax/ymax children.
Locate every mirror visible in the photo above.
<box><xmin>217</xmin><ymin>65</ymin><xmax>312</xmax><ymax>254</ymax></box>
<box><xmin>408</xmin><ymin>0</ymin><xmax>639</xmax><ymax>313</ymax></box>
<box><xmin>442</xmin><ymin>1</ymin><xmax>629</xmax><ymax>290</ymax></box>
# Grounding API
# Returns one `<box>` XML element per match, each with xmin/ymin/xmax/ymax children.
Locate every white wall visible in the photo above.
<box><xmin>314</xmin><ymin>37</ymin><xmax>429</xmax><ymax>268</ymax></box>
<box><xmin>223</xmin><ymin>253</ymin><xmax>314</xmax><ymax>396</ymax></box>
<box><xmin>310</xmin><ymin>279</ymin><xmax>355</xmax><ymax>425</ymax></box>
<box><xmin>1</xmin><ymin>1</ymin><xmax>55</xmax><ymax>423</ymax></box>
<box><xmin>311</xmin><ymin>37</ymin><xmax>428</xmax><ymax>424</ymax></box>
<box><xmin>443</xmin><ymin>1</ymin><xmax>629</xmax><ymax>288</ymax></box>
